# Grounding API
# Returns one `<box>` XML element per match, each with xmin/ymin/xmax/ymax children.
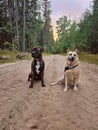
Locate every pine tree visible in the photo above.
<box><xmin>0</xmin><ymin>0</ymin><xmax>13</xmax><ymax>49</ymax></box>
<box><xmin>42</xmin><ymin>0</ymin><xmax>54</xmax><ymax>51</ymax></box>
<box><xmin>14</xmin><ymin>0</ymin><xmax>19</xmax><ymax>50</ymax></box>
<box><xmin>23</xmin><ymin>0</ymin><xmax>26</xmax><ymax>52</ymax></box>
<box><xmin>78</xmin><ymin>10</ymin><xmax>92</xmax><ymax>51</ymax></box>
<box><xmin>88</xmin><ymin>0</ymin><xmax>98</xmax><ymax>53</ymax></box>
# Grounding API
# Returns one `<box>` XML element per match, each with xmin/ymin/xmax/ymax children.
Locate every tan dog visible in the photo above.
<box><xmin>51</xmin><ymin>49</ymin><xmax>79</xmax><ymax>91</ymax></box>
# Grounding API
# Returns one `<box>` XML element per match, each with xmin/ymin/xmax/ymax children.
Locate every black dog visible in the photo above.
<box><xmin>28</xmin><ymin>47</ymin><xmax>46</xmax><ymax>88</ymax></box>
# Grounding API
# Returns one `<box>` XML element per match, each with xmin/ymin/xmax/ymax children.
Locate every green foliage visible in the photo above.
<box><xmin>55</xmin><ymin>16</ymin><xmax>80</xmax><ymax>53</ymax></box>
<box><xmin>78</xmin><ymin>0</ymin><xmax>98</xmax><ymax>54</ymax></box>
<box><xmin>0</xmin><ymin>0</ymin><xmax>54</xmax><ymax>52</ymax></box>
<box><xmin>79</xmin><ymin>52</ymin><xmax>98</xmax><ymax>65</ymax></box>
<box><xmin>1</xmin><ymin>0</ymin><xmax>98</xmax><ymax>54</ymax></box>
<box><xmin>12</xmin><ymin>36</ymin><xmax>19</xmax><ymax>51</ymax></box>
<box><xmin>2</xmin><ymin>36</ymin><xmax>19</xmax><ymax>51</ymax></box>
<box><xmin>56</xmin><ymin>16</ymin><xmax>71</xmax><ymax>39</ymax></box>
<box><xmin>87</xmin><ymin>0</ymin><xmax>98</xmax><ymax>54</ymax></box>
<box><xmin>3</xmin><ymin>42</ymin><xmax>11</xmax><ymax>50</ymax></box>
<box><xmin>0</xmin><ymin>50</ymin><xmax>31</xmax><ymax>64</ymax></box>
<box><xmin>53</xmin><ymin>0</ymin><xmax>98</xmax><ymax>54</ymax></box>
<box><xmin>0</xmin><ymin>50</ymin><xmax>16</xmax><ymax>63</ymax></box>
<box><xmin>42</xmin><ymin>0</ymin><xmax>54</xmax><ymax>51</ymax></box>
<box><xmin>78</xmin><ymin>10</ymin><xmax>92</xmax><ymax>51</ymax></box>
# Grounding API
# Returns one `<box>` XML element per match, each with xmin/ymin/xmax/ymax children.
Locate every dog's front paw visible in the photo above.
<box><xmin>64</xmin><ymin>88</ymin><xmax>67</xmax><ymax>92</ymax></box>
<box><xmin>74</xmin><ymin>86</ymin><xmax>78</xmax><ymax>91</ymax></box>
<box><xmin>42</xmin><ymin>84</ymin><xmax>46</xmax><ymax>87</ymax></box>
<box><xmin>28</xmin><ymin>78</ymin><xmax>30</xmax><ymax>81</ymax></box>
<box><xmin>29</xmin><ymin>84</ymin><xmax>33</xmax><ymax>88</ymax></box>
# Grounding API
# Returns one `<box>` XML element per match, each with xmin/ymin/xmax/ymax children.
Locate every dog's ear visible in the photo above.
<box><xmin>75</xmin><ymin>49</ymin><xmax>78</xmax><ymax>53</ymax></box>
<box><xmin>37</xmin><ymin>47</ymin><xmax>44</xmax><ymax>52</ymax></box>
<box><xmin>31</xmin><ymin>47</ymin><xmax>36</xmax><ymax>51</ymax></box>
<box><xmin>67</xmin><ymin>48</ymin><xmax>70</xmax><ymax>53</ymax></box>
<box><xmin>40</xmin><ymin>48</ymin><xmax>44</xmax><ymax>53</ymax></box>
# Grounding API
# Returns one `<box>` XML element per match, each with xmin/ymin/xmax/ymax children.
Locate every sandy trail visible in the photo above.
<box><xmin>0</xmin><ymin>55</ymin><xmax>98</xmax><ymax>130</ymax></box>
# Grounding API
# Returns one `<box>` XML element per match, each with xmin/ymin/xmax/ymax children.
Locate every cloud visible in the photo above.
<box><xmin>51</xmin><ymin>0</ymin><xmax>91</xmax><ymax>21</ymax></box>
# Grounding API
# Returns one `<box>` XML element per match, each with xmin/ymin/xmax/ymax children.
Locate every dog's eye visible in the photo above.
<box><xmin>74</xmin><ymin>54</ymin><xmax>76</xmax><ymax>56</ymax></box>
<box><xmin>69</xmin><ymin>53</ymin><xmax>72</xmax><ymax>56</ymax></box>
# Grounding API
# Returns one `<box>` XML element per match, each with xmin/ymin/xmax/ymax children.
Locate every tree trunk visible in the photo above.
<box><xmin>23</xmin><ymin>0</ymin><xmax>26</xmax><ymax>52</ymax></box>
<box><xmin>14</xmin><ymin>0</ymin><xmax>19</xmax><ymax>51</ymax></box>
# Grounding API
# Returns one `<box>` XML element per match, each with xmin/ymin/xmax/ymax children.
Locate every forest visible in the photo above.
<box><xmin>0</xmin><ymin>0</ymin><xmax>98</xmax><ymax>54</ymax></box>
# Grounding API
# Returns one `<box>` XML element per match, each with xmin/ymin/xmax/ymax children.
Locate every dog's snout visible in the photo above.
<box><xmin>31</xmin><ymin>51</ymin><xmax>36</xmax><ymax>57</ymax></box>
<box><xmin>31</xmin><ymin>49</ymin><xmax>42</xmax><ymax>59</ymax></box>
<box><xmin>69</xmin><ymin>56</ymin><xmax>75</xmax><ymax>61</ymax></box>
<box><xmin>32</xmin><ymin>51</ymin><xmax>35</xmax><ymax>55</ymax></box>
<box><xmin>72</xmin><ymin>57</ymin><xmax>74</xmax><ymax>61</ymax></box>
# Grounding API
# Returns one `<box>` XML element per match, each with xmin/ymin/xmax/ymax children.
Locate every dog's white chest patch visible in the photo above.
<box><xmin>35</xmin><ymin>61</ymin><xmax>40</xmax><ymax>74</ymax></box>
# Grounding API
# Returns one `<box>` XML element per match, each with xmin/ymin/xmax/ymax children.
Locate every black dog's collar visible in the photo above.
<box><xmin>64</xmin><ymin>64</ymin><xmax>78</xmax><ymax>72</ymax></box>
<box><xmin>34</xmin><ymin>58</ymin><xmax>41</xmax><ymax>61</ymax></box>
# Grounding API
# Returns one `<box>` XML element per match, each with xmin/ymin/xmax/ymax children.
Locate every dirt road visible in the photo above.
<box><xmin>0</xmin><ymin>55</ymin><xmax>98</xmax><ymax>130</ymax></box>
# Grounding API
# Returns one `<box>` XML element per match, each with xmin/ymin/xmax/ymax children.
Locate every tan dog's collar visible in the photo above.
<box><xmin>64</xmin><ymin>64</ymin><xmax>78</xmax><ymax>72</ymax></box>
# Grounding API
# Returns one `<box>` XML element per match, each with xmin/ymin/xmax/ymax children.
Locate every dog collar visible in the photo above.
<box><xmin>64</xmin><ymin>64</ymin><xmax>78</xmax><ymax>72</ymax></box>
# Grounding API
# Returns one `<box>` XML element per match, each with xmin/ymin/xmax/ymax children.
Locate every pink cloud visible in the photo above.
<box><xmin>51</xmin><ymin>0</ymin><xmax>91</xmax><ymax>23</ymax></box>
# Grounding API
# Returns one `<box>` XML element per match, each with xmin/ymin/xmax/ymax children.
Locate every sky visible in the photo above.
<box><xmin>51</xmin><ymin>0</ymin><xmax>92</xmax><ymax>40</ymax></box>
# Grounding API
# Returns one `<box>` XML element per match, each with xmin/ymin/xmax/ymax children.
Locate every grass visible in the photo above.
<box><xmin>43</xmin><ymin>52</ymin><xmax>52</xmax><ymax>56</ymax></box>
<box><xmin>0</xmin><ymin>50</ymin><xmax>51</xmax><ymax>64</ymax></box>
<box><xmin>79</xmin><ymin>52</ymin><xmax>98</xmax><ymax>65</ymax></box>
<box><xmin>0</xmin><ymin>50</ymin><xmax>16</xmax><ymax>64</ymax></box>
<box><xmin>62</xmin><ymin>52</ymin><xmax>98</xmax><ymax>65</ymax></box>
<box><xmin>0</xmin><ymin>50</ymin><xmax>98</xmax><ymax>65</ymax></box>
<box><xmin>0</xmin><ymin>50</ymin><xmax>31</xmax><ymax>64</ymax></box>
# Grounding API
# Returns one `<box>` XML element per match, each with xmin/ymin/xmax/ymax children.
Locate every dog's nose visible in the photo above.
<box><xmin>71</xmin><ymin>57</ymin><xmax>74</xmax><ymax>61</ymax></box>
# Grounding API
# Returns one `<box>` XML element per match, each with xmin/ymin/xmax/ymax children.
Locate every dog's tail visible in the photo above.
<box><xmin>50</xmin><ymin>82</ymin><xmax>58</xmax><ymax>86</ymax></box>
<box><xmin>50</xmin><ymin>76</ymin><xmax>64</xmax><ymax>86</ymax></box>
